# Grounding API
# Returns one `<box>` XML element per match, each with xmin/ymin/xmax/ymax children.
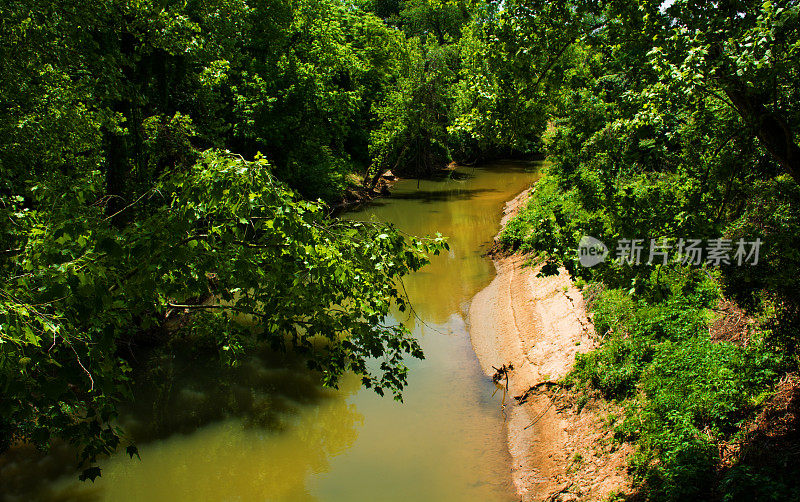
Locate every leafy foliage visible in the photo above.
<box><xmin>1</xmin><ymin>149</ymin><xmax>445</xmax><ymax>476</ymax></box>
<box><xmin>0</xmin><ymin>150</ymin><xmax>444</xmax><ymax>476</ymax></box>
<box><xmin>4</xmin><ymin>0</ymin><xmax>800</xmax><ymax>493</ymax></box>
<box><xmin>498</xmin><ymin>0</ymin><xmax>800</xmax><ymax>499</ymax></box>
<box><xmin>569</xmin><ymin>273</ymin><xmax>784</xmax><ymax>500</ymax></box>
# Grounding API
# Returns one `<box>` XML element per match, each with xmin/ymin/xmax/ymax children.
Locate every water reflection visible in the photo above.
<box><xmin>378</xmin><ymin>188</ymin><xmax>500</xmax><ymax>203</ymax></box>
<box><xmin>1</xmin><ymin>348</ymin><xmax>363</xmax><ymax>502</ymax></box>
<box><xmin>362</xmin><ymin>161</ymin><xmax>539</xmax><ymax>325</ymax></box>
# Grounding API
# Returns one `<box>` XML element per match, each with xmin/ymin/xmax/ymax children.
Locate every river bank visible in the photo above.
<box><xmin>468</xmin><ymin>189</ymin><xmax>632</xmax><ymax>501</ymax></box>
<box><xmin>334</xmin><ymin>163</ymin><xmax>460</xmax><ymax>212</ymax></box>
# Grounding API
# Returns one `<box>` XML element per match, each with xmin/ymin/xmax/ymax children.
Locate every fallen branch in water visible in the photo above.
<box><xmin>492</xmin><ymin>363</ymin><xmax>514</xmax><ymax>419</ymax></box>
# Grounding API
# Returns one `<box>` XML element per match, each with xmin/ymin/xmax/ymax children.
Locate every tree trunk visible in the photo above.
<box><xmin>724</xmin><ymin>86</ymin><xmax>800</xmax><ymax>185</ymax></box>
<box><xmin>104</xmin><ymin>124</ymin><xmax>130</xmax><ymax>224</ymax></box>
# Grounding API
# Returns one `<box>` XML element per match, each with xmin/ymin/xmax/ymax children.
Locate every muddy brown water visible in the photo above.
<box><xmin>3</xmin><ymin>161</ymin><xmax>539</xmax><ymax>502</ymax></box>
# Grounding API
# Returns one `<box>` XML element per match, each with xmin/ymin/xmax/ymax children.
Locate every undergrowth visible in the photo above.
<box><xmin>502</xmin><ymin>177</ymin><xmax>798</xmax><ymax>501</ymax></box>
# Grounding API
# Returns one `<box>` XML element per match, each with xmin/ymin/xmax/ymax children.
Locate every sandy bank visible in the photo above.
<box><xmin>468</xmin><ymin>189</ymin><xmax>631</xmax><ymax>501</ymax></box>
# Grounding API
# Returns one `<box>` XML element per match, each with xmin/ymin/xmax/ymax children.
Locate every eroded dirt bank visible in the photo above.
<box><xmin>468</xmin><ymin>189</ymin><xmax>632</xmax><ymax>501</ymax></box>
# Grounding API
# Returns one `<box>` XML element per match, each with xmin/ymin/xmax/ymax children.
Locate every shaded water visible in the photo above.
<box><xmin>3</xmin><ymin>161</ymin><xmax>538</xmax><ymax>502</ymax></box>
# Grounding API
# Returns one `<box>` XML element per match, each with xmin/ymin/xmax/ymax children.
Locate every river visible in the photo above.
<box><xmin>2</xmin><ymin>161</ymin><xmax>539</xmax><ymax>502</ymax></box>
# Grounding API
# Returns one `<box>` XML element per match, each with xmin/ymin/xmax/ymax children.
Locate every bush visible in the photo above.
<box><xmin>565</xmin><ymin>269</ymin><xmax>785</xmax><ymax>500</ymax></box>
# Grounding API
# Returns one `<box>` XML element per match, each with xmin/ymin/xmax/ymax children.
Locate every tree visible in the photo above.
<box><xmin>0</xmin><ymin>0</ymin><xmax>448</xmax><ymax>478</ymax></box>
<box><xmin>496</xmin><ymin>0</ymin><xmax>800</xmax><ymax>498</ymax></box>
<box><xmin>0</xmin><ymin>150</ymin><xmax>445</xmax><ymax>478</ymax></box>
<box><xmin>658</xmin><ymin>0</ymin><xmax>800</xmax><ymax>184</ymax></box>
<box><xmin>367</xmin><ymin>38</ymin><xmax>458</xmax><ymax>181</ymax></box>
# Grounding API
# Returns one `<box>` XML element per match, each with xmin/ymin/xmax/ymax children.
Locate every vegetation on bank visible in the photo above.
<box><xmin>2</xmin><ymin>0</ymin><xmax>799</xmax><ymax>494</ymax></box>
<box><xmin>500</xmin><ymin>0</ymin><xmax>800</xmax><ymax>500</ymax></box>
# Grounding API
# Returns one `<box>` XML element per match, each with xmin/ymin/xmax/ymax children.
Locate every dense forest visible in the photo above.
<box><xmin>1</xmin><ymin>0</ymin><xmax>799</xmax><ymax>500</ymax></box>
